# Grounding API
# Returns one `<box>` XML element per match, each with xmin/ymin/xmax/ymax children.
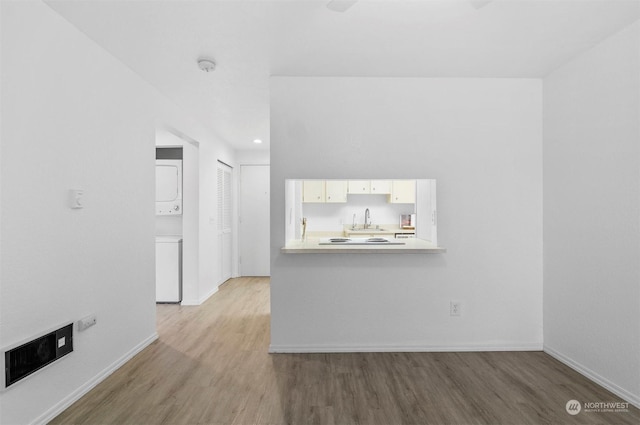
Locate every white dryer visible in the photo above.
<box><xmin>156</xmin><ymin>160</ymin><xmax>182</xmax><ymax>215</ymax></box>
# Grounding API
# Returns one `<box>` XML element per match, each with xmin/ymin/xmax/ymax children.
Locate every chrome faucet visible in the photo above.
<box><xmin>301</xmin><ymin>217</ymin><xmax>307</xmax><ymax>241</ymax></box>
<box><xmin>364</xmin><ymin>208</ymin><xmax>370</xmax><ymax>229</ymax></box>
<box><xmin>352</xmin><ymin>213</ymin><xmax>357</xmax><ymax>230</ymax></box>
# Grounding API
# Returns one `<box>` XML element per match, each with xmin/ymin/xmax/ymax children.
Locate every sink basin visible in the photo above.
<box><xmin>319</xmin><ymin>237</ymin><xmax>405</xmax><ymax>246</ymax></box>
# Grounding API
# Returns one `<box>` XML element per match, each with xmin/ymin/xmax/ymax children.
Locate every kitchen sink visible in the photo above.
<box><xmin>348</xmin><ymin>227</ymin><xmax>387</xmax><ymax>232</ymax></box>
<box><xmin>320</xmin><ymin>237</ymin><xmax>405</xmax><ymax>246</ymax></box>
<box><xmin>366</xmin><ymin>237</ymin><xmax>389</xmax><ymax>243</ymax></box>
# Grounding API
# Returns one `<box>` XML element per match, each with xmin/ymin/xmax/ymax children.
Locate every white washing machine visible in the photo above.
<box><xmin>155</xmin><ymin>236</ymin><xmax>182</xmax><ymax>303</ymax></box>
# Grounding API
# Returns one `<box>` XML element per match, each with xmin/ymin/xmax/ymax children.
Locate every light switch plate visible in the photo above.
<box><xmin>69</xmin><ymin>189</ymin><xmax>84</xmax><ymax>209</ymax></box>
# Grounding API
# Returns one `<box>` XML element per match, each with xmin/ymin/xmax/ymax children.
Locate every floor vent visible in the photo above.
<box><xmin>4</xmin><ymin>323</ymin><xmax>73</xmax><ymax>388</ymax></box>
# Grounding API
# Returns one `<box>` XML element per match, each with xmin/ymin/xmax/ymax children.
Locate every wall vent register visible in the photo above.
<box><xmin>4</xmin><ymin>324</ymin><xmax>73</xmax><ymax>388</ymax></box>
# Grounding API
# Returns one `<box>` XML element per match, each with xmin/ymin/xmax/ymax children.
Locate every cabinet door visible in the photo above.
<box><xmin>370</xmin><ymin>180</ymin><xmax>391</xmax><ymax>194</ymax></box>
<box><xmin>325</xmin><ymin>180</ymin><xmax>348</xmax><ymax>203</ymax></box>
<box><xmin>348</xmin><ymin>180</ymin><xmax>371</xmax><ymax>194</ymax></box>
<box><xmin>391</xmin><ymin>180</ymin><xmax>416</xmax><ymax>203</ymax></box>
<box><xmin>303</xmin><ymin>180</ymin><xmax>325</xmax><ymax>203</ymax></box>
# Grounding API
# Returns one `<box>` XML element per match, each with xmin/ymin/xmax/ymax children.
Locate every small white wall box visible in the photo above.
<box><xmin>69</xmin><ymin>189</ymin><xmax>84</xmax><ymax>209</ymax></box>
<box><xmin>3</xmin><ymin>324</ymin><xmax>73</xmax><ymax>388</ymax></box>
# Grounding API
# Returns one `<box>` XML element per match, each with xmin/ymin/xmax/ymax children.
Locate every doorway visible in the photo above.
<box><xmin>239</xmin><ymin>165</ymin><xmax>270</xmax><ymax>276</ymax></box>
<box><xmin>217</xmin><ymin>161</ymin><xmax>233</xmax><ymax>283</ymax></box>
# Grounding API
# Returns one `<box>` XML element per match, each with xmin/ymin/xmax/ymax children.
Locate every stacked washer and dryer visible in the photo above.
<box><xmin>155</xmin><ymin>155</ymin><xmax>183</xmax><ymax>303</ymax></box>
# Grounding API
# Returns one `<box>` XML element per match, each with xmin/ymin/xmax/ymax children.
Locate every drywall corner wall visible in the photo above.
<box><xmin>270</xmin><ymin>77</ymin><xmax>543</xmax><ymax>352</ymax></box>
<box><xmin>0</xmin><ymin>3</ymin><xmax>155</xmax><ymax>423</ymax></box>
<box><xmin>0</xmin><ymin>0</ymin><xmax>3</xmax><ymax>342</ymax></box>
<box><xmin>543</xmin><ymin>21</ymin><xmax>640</xmax><ymax>406</ymax></box>
<box><xmin>0</xmin><ymin>2</ymin><xmax>233</xmax><ymax>423</ymax></box>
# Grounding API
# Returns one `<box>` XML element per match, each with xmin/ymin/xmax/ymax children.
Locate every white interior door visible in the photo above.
<box><xmin>217</xmin><ymin>162</ymin><xmax>233</xmax><ymax>283</ymax></box>
<box><xmin>239</xmin><ymin>165</ymin><xmax>270</xmax><ymax>276</ymax></box>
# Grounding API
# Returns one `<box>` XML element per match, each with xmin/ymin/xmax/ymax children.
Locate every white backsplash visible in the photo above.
<box><xmin>302</xmin><ymin>194</ymin><xmax>415</xmax><ymax>231</ymax></box>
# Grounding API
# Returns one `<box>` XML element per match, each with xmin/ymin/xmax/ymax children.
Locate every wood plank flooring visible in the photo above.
<box><xmin>51</xmin><ymin>277</ymin><xmax>639</xmax><ymax>425</ymax></box>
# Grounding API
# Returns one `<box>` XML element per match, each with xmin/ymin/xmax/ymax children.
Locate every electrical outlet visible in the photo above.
<box><xmin>78</xmin><ymin>314</ymin><xmax>97</xmax><ymax>332</ymax></box>
<box><xmin>450</xmin><ymin>301</ymin><xmax>462</xmax><ymax>317</ymax></box>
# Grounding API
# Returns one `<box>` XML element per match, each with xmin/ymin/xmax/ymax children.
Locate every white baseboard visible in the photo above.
<box><xmin>32</xmin><ymin>333</ymin><xmax>158</xmax><ymax>425</ymax></box>
<box><xmin>181</xmin><ymin>286</ymin><xmax>219</xmax><ymax>306</ymax></box>
<box><xmin>199</xmin><ymin>285</ymin><xmax>219</xmax><ymax>304</ymax></box>
<box><xmin>544</xmin><ymin>345</ymin><xmax>640</xmax><ymax>409</ymax></box>
<box><xmin>269</xmin><ymin>342</ymin><xmax>543</xmax><ymax>353</ymax></box>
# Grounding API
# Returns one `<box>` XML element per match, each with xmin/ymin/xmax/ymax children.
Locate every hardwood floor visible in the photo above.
<box><xmin>51</xmin><ymin>277</ymin><xmax>639</xmax><ymax>425</ymax></box>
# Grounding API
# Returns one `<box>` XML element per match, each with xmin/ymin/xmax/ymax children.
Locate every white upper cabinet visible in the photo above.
<box><xmin>325</xmin><ymin>180</ymin><xmax>348</xmax><ymax>203</ymax></box>
<box><xmin>370</xmin><ymin>180</ymin><xmax>392</xmax><ymax>194</ymax></box>
<box><xmin>303</xmin><ymin>180</ymin><xmax>325</xmax><ymax>203</ymax></box>
<box><xmin>391</xmin><ymin>180</ymin><xmax>416</xmax><ymax>203</ymax></box>
<box><xmin>305</xmin><ymin>179</ymin><xmax>416</xmax><ymax>203</ymax></box>
<box><xmin>303</xmin><ymin>180</ymin><xmax>348</xmax><ymax>203</ymax></box>
<box><xmin>348</xmin><ymin>180</ymin><xmax>371</xmax><ymax>194</ymax></box>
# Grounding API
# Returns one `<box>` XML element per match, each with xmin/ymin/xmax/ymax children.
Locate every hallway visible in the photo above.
<box><xmin>51</xmin><ymin>278</ymin><xmax>639</xmax><ymax>424</ymax></box>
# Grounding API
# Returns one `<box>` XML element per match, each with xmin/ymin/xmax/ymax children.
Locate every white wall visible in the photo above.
<box><xmin>0</xmin><ymin>2</ymin><xmax>234</xmax><ymax>423</ymax></box>
<box><xmin>270</xmin><ymin>77</ymin><xmax>543</xmax><ymax>352</ymax></box>
<box><xmin>543</xmin><ymin>21</ymin><xmax>640</xmax><ymax>406</ymax></box>
<box><xmin>235</xmin><ymin>149</ymin><xmax>270</xmax><ymax>165</ymax></box>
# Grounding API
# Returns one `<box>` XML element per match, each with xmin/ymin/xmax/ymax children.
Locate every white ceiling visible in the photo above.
<box><xmin>46</xmin><ymin>0</ymin><xmax>640</xmax><ymax>150</ymax></box>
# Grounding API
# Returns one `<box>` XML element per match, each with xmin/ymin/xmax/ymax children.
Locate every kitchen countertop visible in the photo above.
<box><xmin>281</xmin><ymin>237</ymin><xmax>446</xmax><ymax>254</ymax></box>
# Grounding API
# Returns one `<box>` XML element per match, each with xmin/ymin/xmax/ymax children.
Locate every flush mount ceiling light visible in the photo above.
<box><xmin>253</xmin><ymin>139</ymin><xmax>263</xmax><ymax>144</ymax></box>
<box><xmin>197</xmin><ymin>58</ymin><xmax>216</xmax><ymax>72</ymax></box>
